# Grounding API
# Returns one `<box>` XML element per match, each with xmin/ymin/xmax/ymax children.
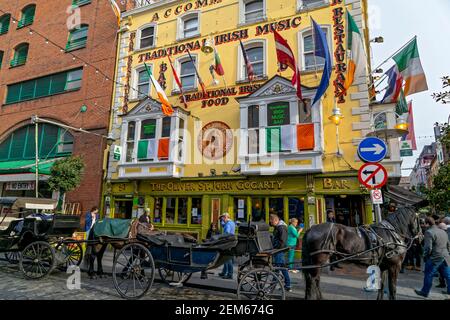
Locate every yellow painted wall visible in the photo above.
<box><xmin>112</xmin><ymin>0</ymin><xmax>371</xmax><ymax>178</ymax></box>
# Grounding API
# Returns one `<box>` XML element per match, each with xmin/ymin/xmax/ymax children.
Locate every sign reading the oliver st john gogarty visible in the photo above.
<box><xmin>331</xmin><ymin>0</ymin><xmax>347</xmax><ymax>104</ymax></box>
<box><xmin>147</xmin><ymin>180</ymin><xmax>285</xmax><ymax>192</ymax></box>
<box><xmin>138</xmin><ymin>16</ymin><xmax>302</xmax><ymax>63</ymax></box>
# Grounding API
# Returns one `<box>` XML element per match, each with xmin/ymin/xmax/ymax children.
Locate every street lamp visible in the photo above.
<box><xmin>329</xmin><ymin>106</ymin><xmax>344</xmax><ymax>156</ymax></box>
<box><xmin>370</xmin><ymin>36</ymin><xmax>384</xmax><ymax>43</ymax></box>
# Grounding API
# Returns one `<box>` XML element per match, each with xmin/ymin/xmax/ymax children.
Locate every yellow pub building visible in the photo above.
<box><xmin>102</xmin><ymin>0</ymin><xmax>394</xmax><ymax>241</ymax></box>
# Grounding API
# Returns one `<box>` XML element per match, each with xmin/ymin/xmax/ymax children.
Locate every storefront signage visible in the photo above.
<box><xmin>181</xmin><ymin>84</ymin><xmax>262</xmax><ymax>107</ymax></box>
<box><xmin>331</xmin><ymin>0</ymin><xmax>347</xmax><ymax>104</ymax></box>
<box><xmin>268</xmin><ymin>104</ymin><xmax>289</xmax><ymax>126</ymax></box>
<box><xmin>113</xmin><ymin>145</ymin><xmax>122</xmax><ymax>161</ymax></box>
<box><xmin>143</xmin><ymin>0</ymin><xmax>224</xmax><ymax>22</ymax></box>
<box><xmin>148</xmin><ymin>180</ymin><xmax>284</xmax><ymax>192</ymax></box>
<box><xmin>138</xmin><ymin>17</ymin><xmax>302</xmax><ymax>63</ymax></box>
<box><xmin>158</xmin><ymin>62</ymin><xmax>168</xmax><ymax>90</ymax></box>
<box><xmin>5</xmin><ymin>182</ymin><xmax>35</xmax><ymax>191</ymax></box>
<box><xmin>323</xmin><ymin>178</ymin><xmax>351</xmax><ymax>190</ymax></box>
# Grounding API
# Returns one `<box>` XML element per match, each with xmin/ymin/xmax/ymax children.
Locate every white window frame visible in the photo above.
<box><xmin>177</xmin><ymin>11</ymin><xmax>200</xmax><ymax>41</ymax></box>
<box><xmin>297</xmin><ymin>25</ymin><xmax>332</xmax><ymax>72</ymax></box>
<box><xmin>239</xmin><ymin>0</ymin><xmax>266</xmax><ymax>25</ymax></box>
<box><xmin>236</xmin><ymin>39</ymin><xmax>267</xmax><ymax>82</ymax></box>
<box><xmin>174</xmin><ymin>54</ymin><xmax>198</xmax><ymax>92</ymax></box>
<box><xmin>297</xmin><ymin>0</ymin><xmax>329</xmax><ymax>12</ymax></box>
<box><xmin>136</xmin><ymin>23</ymin><xmax>157</xmax><ymax>50</ymax></box>
<box><xmin>132</xmin><ymin>64</ymin><xmax>152</xmax><ymax>100</ymax></box>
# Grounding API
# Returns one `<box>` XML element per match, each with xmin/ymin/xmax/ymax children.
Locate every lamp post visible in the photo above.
<box><xmin>31</xmin><ymin>115</ymin><xmax>116</xmax><ymax>199</ymax></box>
<box><xmin>329</xmin><ymin>106</ymin><xmax>344</xmax><ymax>156</ymax></box>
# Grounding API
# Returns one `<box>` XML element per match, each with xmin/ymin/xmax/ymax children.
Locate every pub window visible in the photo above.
<box><xmin>153</xmin><ymin>197</ymin><xmax>163</xmax><ymax>223</ymax></box>
<box><xmin>137</xmin><ymin>119</ymin><xmax>157</xmax><ymax>161</ymax></box>
<box><xmin>0</xmin><ymin>14</ymin><xmax>11</xmax><ymax>35</ymax></box>
<box><xmin>126</xmin><ymin>121</ymin><xmax>135</xmax><ymax>162</ymax></box>
<box><xmin>178</xmin><ymin>12</ymin><xmax>200</xmax><ymax>40</ymax></box>
<box><xmin>10</xmin><ymin>43</ymin><xmax>29</xmax><ymax>68</ymax></box>
<box><xmin>251</xmin><ymin>197</ymin><xmax>265</xmax><ymax>222</ymax></box>
<box><xmin>161</xmin><ymin>117</ymin><xmax>171</xmax><ymax>138</ymax></box>
<box><xmin>298</xmin><ymin>99</ymin><xmax>312</xmax><ymax>123</ymax></box>
<box><xmin>65</xmin><ymin>24</ymin><xmax>89</xmax><ymax>52</ymax></box>
<box><xmin>288</xmin><ymin>197</ymin><xmax>305</xmax><ymax>224</ymax></box>
<box><xmin>234</xmin><ymin>197</ymin><xmax>248</xmax><ymax>223</ymax></box>
<box><xmin>239</xmin><ymin>41</ymin><xmax>265</xmax><ymax>81</ymax></box>
<box><xmin>135</xmin><ymin>66</ymin><xmax>151</xmax><ymax>100</ymax></box>
<box><xmin>298</xmin><ymin>0</ymin><xmax>329</xmax><ymax>11</ymax></box>
<box><xmin>299</xmin><ymin>26</ymin><xmax>331</xmax><ymax>71</ymax></box>
<box><xmin>141</xmin><ymin>119</ymin><xmax>156</xmax><ymax>140</ymax></box>
<box><xmin>191</xmin><ymin>197</ymin><xmax>202</xmax><ymax>225</ymax></box>
<box><xmin>241</xmin><ymin>0</ymin><xmax>265</xmax><ymax>24</ymax></box>
<box><xmin>269</xmin><ymin>198</ymin><xmax>284</xmax><ymax>220</ymax></box>
<box><xmin>177</xmin><ymin>55</ymin><xmax>197</xmax><ymax>91</ymax></box>
<box><xmin>18</xmin><ymin>4</ymin><xmax>36</xmax><ymax>29</ymax></box>
<box><xmin>178</xmin><ymin>198</ymin><xmax>188</xmax><ymax>224</ymax></box>
<box><xmin>266</xmin><ymin>102</ymin><xmax>291</xmax><ymax>153</ymax></box>
<box><xmin>166</xmin><ymin>197</ymin><xmax>176</xmax><ymax>224</ymax></box>
<box><xmin>138</xmin><ymin>25</ymin><xmax>156</xmax><ymax>49</ymax></box>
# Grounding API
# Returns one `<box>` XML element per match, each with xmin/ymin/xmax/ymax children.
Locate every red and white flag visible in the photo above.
<box><xmin>168</xmin><ymin>55</ymin><xmax>188</xmax><ymax>109</ymax></box>
<box><xmin>273</xmin><ymin>30</ymin><xmax>303</xmax><ymax>100</ymax></box>
<box><xmin>239</xmin><ymin>40</ymin><xmax>255</xmax><ymax>82</ymax></box>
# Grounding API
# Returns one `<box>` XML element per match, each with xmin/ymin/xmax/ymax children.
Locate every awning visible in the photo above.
<box><xmin>0</xmin><ymin>159</ymin><xmax>59</xmax><ymax>176</ymax></box>
<box><xmin>0</xmin><ymin>197</ymin><xmax>57</xmax><ymax>210</ymax></box>
<box><xmin>384</xmin><ymin>185</ymin><xmax>428</xmax><ymax>208</ymax></box>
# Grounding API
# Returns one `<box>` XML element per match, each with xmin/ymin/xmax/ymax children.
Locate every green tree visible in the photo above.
<box><xmin>47</xmin><ymin>156</ymin><xmax>85</xmax><ymax>211</ymax></box>
<box><xmin>425</xmin><ymin>163</ymin><xmax>450</xmax><ymax>214</ymax></box>
<box><xmin>432</xmin><ymin>76</ymin><xmax>450</xmax><ymax>104</ymax></box>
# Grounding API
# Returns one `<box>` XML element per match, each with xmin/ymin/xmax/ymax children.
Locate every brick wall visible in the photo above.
<box><xmin>0</xmin><ymin>0</ymin><xmax>118</xmax><ymax>214</ymax></box>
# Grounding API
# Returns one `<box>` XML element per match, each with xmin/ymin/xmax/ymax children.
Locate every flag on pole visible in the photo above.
<box><xmin>393</xmin><ymin>37</ymin><xmax>428</xmax><ymax>96</ymax></box>
<box><xmin>239</xmin><ymin>40</ymin><xmax>254</xmax><ymax>82</ymax></box>
<box><xmin>168</xmin><ymin>55</ymin><xmax>188</xmax><ymax>109</ymax></box>
<box><xmin>186</xmin><ymin>49</ymin><xmax>207</xmax><ymax>96</ymax></box>
<box><xmin>273</xmin><ymin>29</ymin><xmax>303</xmax><ymax>100</ymax></box>
<box><xmin>108</xmin><ymin>0</ymin><xmax>121</xmax><ymax>27</ymax></box>
<box><xmin>381</xmin><ymin>65</ymin><xmax>403</xmax><ymax>103</ymax></box>
<box><xmin>344</xmin><ymin>10</ymin><xmax>367</xmax><ymax>90</ymax></box>
<box><xmin>213</xmin><ymin>48</ymin><xmax>225</xmax><ymax>76</ymax></box>
<box><xmin>401</xmin><ymin>101</ymin><xmax>417</xmax><ymax>150</ymax></box>
<box><xmin>144</xmin><ymin>62</ymin><xmax>174</xmax><ymax>116</ymax></box>
<box><xmin>395</xmin><ymin>89</ymin><xmax>409</xmax><ymax>115</ymax></box>
<box><xmin>311</xmin><ymin>18</ymin><xmax>332</xmax><ymax>106</ymax></box>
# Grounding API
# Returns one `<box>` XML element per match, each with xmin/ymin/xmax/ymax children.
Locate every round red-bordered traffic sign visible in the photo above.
<box><xmin>358</xmin><ymin>163</ymin><xmax>388</xmax><ymax>189</ymax></box>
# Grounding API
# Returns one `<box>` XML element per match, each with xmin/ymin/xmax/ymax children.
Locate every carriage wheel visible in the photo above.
<box><xmin>112</xmin><ymin>243</ymin><xmax>155</xmax><ymax>300</ymax></box>
<box><xmin>4</xmin><ymin>252</ymin><xmax>21</xmax><ymax>264</ymax></box>
<box><xmin>158</xmin><ymin>267</ymin><xmax>192</xmax><ymax>285</ymax></box>
<box><xmin>19</xmin><ymin>241</ymin><xmax>55</xmax><ymax>280</ymax></box>
<box><xmin>237</xmin><ymin>269</ymin><xmax>286</xmax><ymax>300</ymax></box>
<box><xmin>55</xmin><ymin>242</ymin><xmax>83</xmax><ymax>271</ymax></box>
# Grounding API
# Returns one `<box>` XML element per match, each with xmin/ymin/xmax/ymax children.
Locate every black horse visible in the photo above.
<box><xmin>301</xmin><ymin>207</ymin><xmax>421</xmax><ymax>300</ymax></box>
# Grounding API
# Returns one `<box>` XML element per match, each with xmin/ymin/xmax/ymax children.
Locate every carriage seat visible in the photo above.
<box><xmin>195</xmin><ymin>234</ymin><xmax>238</xmax><ymax>251</ymax></box>
<box><xmin>136</xmin><ymin>232</ymin><xmax>197</xmax><ymax>247</ymax></box>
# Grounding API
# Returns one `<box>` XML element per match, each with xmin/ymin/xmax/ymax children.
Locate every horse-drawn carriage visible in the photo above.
<box><xmin>88</xmin><ymin>220</ymin><xmax>289</xmax><ymax>300</ymax></box>
<box><xmin>0</xmin><ymin>197</ymin><xmax>83</xmax><ymax>279</ymax></box>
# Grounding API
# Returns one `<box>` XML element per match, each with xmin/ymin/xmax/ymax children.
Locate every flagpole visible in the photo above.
<box><xmin>371</xmin><ymin>35</ymin><xmax>417</xmax><ymax>74</ymax></box>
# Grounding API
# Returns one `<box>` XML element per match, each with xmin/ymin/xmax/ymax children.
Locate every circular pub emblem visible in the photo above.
<box><xmin>197</xmin><ymin>121</ymin><xmax>233</xmax><ymax>160</ymax></box>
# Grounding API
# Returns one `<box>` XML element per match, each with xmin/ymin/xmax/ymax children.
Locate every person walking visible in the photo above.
<box><xmin>414</xmin><ymin>216</ymin><xmax>450</xmax><ymax>298</ymax></box>
<box><xmin>84</xmin><ymin>206</ymin><xmax>99</xmax><ymax>235</ymax></box>
<box><xmin>269</xmin><ymin>214</ymin><xmax>292</xmax><ymax>292</ymax></box>
<box><xmin>201</xmin><ymin>222</ymin><xmax>220</xmax><ymax>279</ymax></box>
<box><xmin>217</xmin><ymin>213</ymin><xmax>236</xmax><ymax>279</ymax></box>
<box><xmin>287</xmin><ymin>218</ymin><xmax>303</xmax><ymax>273</ymax></box>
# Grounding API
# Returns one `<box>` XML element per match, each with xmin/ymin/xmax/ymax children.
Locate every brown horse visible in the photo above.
<box><xmin>301</xmin><ymin>207</ymin><xmax>421</xmax><ymax>300</ymax></box>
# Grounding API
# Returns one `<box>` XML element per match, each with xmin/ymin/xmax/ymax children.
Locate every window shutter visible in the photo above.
<box><xmin>19</xmin><ymin>80</ymin><xmax>36</xmax><ymax>101</ymax></box>
<box><xmin>24</xmin><ymin>125</ymin><xmax>36</xmax><ymax>159</ymax></box>
<box><xmin>0</xmin><ymin>136</ymin><xmax>11</xmax><ymax>160</ymax></box>
<box><xmin>0</xmin><ymin>15</ymin><xmax>10</xmax><ymax>34</ymax></box>
<box><xmin>6</xmin><ymin>84</ymin><xmax>21</xmax><ymax>104</ymax></box>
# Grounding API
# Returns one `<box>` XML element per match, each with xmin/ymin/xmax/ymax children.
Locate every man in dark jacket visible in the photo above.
<box><xmin>269</xmin><ymin>214</ymin><xmax>291</xmax><ymax>292</ymax></box>
<box><xmin>414</xmin><ymin>216</ymin><xmax>450</xmax><ymax>297</ymax></box>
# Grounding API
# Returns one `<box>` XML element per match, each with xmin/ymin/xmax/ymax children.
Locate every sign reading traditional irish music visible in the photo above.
<box><xmin>268</xmin><ymin>104</ymin><xmax>290</xmax><ymax>126</ymax></box>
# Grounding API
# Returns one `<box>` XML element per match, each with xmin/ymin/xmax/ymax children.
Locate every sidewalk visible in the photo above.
<box><xmin>81</xmin><ymin>248</ymin><xmax>448</xmax><ymax>300</ymax></box>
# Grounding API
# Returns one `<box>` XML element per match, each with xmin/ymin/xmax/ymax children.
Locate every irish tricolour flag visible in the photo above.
<box><xmin>393</xmin><ymin>38</ymin><xmax>428</xmax><ymax>96</ymax></box>
<box><xmin>144</xmin><ymin>63</ymin><xmax>174</xmax><ymax>116</ymax></box>
<box><xmin>344</xmin><ymin>11</ymin><xmax>367</xmax><ymax>90</ymax></box>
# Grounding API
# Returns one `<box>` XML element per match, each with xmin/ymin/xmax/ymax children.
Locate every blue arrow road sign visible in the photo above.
<box><xmin>358</xmin><ymin>137</ymin><xmax>388</xmax><ymax>163</ymax></box>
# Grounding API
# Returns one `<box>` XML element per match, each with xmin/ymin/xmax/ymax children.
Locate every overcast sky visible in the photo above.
<box><xmin>368</xmin><ymin>0</ymin><xmax>450</xmax><ymax>175</ymax></box>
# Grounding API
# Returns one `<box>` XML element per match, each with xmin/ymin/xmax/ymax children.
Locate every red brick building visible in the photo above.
<box><xmin>0</xmin><ymin>0</ymin><xmax>120</xmax><ymax>214</ymax></box>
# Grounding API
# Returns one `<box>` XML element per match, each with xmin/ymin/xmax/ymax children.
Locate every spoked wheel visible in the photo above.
<box><xmin>4</xmin><ymin>252</ymin><xmax>21</xmax><ymax>264</ymax></box>
<box><xmin>112</xmin><ymin>243</ymin><xmax>155</xmax><ymax>300</ymax></box>
<box><xmin>237</xmin><ymin>268</ymin><xmax>286</xmax><ymax>300</ymax></box>
<box><xmin>158</xmin><ymin>267</ymin><xmax>192</xmax><ymax>285</ymax></box>
<box><xmin>19</xmin><ymin>241</ymin><xmax>55</xmax><ymax>280</ymax></box>
<box><xmin>55</xmin><ymin>242</ymin><xmax>83</xmax><ymax>271</ymax></box>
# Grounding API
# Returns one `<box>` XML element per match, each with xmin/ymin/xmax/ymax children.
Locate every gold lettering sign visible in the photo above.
<box><xmin>148</xmin><ymin>180</ymin><xmax>284</xmax><ymax>192</ymax></box>
<box><xmin>125</xmin><ymin>168</ymin><xmax>142</xmax><ymax>174</ymax></box>
<box><xmin>285</xmin><ymin>159</ymin><xmax>313</xmax><ymax>166</ymax></box>
<box><xmin>323</xmin><ymin>178</ymin><xmax>351</xmax><ymax>190</ymax></box>
<box><xmin>149</xmin><ymin>167</ymin><xmax>167</xmax><ymax>173</ymax></box>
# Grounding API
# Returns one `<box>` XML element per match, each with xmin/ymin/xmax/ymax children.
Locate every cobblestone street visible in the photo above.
<box><xmin>0</xmin><ymin>256</ymin><xmax>448</xmax><ymax>300</ymax></box>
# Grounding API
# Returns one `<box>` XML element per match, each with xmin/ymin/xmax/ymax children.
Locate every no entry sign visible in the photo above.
<box><xmin>358</xmin><ymin>163</ymin><xmax>388</xmax><ymax>189</ymax></box>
